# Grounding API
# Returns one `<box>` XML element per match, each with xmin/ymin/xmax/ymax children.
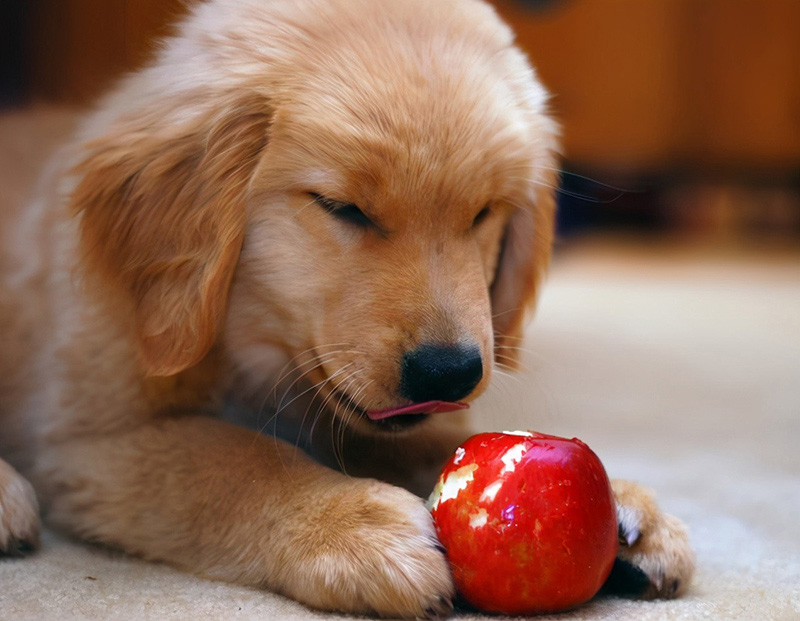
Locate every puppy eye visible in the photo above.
<box><xmin>310</xmin><ymin>193</ymin><xmax>373</xmax><ymax>228</ymax></box>
<box><xmin>473</xmin><ymin>205</ymin><xmax>491</xmax><ymax>228</ymax></box>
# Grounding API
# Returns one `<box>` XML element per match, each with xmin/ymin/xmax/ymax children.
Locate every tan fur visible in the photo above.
<box><xmin>72</xmin><ymin>93</ymin><xmax>272</xmax><ymax>376</ymax></box>
<box><xmin>613</xmin><ymin>480</ymin><xmax>697</xmax><ymax>598</ymax></box>
<box><xmin>0</xmin><ymin>0</ymin><xmax>692</xmax><ymax>615</ymax></box>
<box><xmin>0</xmin><ymin>460</ymin><xmax>40</xmax><ymax>555</ymax></box>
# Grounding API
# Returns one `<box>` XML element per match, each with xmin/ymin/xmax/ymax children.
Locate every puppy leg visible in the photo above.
<box><xmin>42</xmin><ymin>417</ymin><xmax>453</xmax><ymax>618</ymax></box>
<box><xmin>0</xmin><ymin>458</ymin><xmax>40</xmax><ymax>556</ymax></box>
<box><xmin>604</xmin><ymin>479</ymin><xmax>696</xmax><ymax>599</ymax></box>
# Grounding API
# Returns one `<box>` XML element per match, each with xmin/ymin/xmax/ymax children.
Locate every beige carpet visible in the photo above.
<box><xmin>2</xmin><ymin>109</ymin><xmax>800</xmax><ymax>619</ymax></box>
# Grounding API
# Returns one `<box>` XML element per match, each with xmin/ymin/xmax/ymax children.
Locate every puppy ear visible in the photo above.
<box><xmin>71</xmin><ymin>93</ymin><xmax>271</xmax><ymax>376</ymax></box>
<box><xmin>490</xmin><ymin>165</ymin><xmax>558</xmax><ymax>369</ymax></box>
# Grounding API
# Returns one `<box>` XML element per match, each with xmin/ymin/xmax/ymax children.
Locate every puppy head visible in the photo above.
<box><xmin>224</xmin><ymin>1</ymin><xmax>558</xmax><ymax>429</ymax></box>
<box><xmin>71</xmin><ymin>0</ymin><xmax>557</xmax><ymax>430</ymax></box>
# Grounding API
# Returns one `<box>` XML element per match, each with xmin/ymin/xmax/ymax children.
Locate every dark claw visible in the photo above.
<box><xmin>421</xmin><ymin>595</ymin><xmax>453</xmax><ymax>619</ymax></box>
<box><xmin>427</xmin><ymin>536</ymin><xmax>447</xmax><ymax>555</ymax></box>
<box><xmin>1</xmin><ymin>537</ymin><xmax>37</xmax><ymax>558</ymax></box>
<box><xmin>600</xmin><ymin>558</ymin><xmax>652</xmax><ymax>597</ymax></box>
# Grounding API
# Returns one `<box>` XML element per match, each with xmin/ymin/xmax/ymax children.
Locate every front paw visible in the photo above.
<box><xmin>285</xmin><ymin>480</ymin><xmax>454</xmax><ymax>618</ymax></box>
<box><xmin>607</xmin><ymin>480</ymin><xmax>696</xmax><ymax>599</ymax></box>
<box><xmin>0</xmin><ymin>460</ymin><xmax>41</xmax><ymax>557</ymax></box>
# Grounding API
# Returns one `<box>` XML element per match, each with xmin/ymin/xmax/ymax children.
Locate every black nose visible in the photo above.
<box><xmin>400</xmin><ymin>343</ymin><xmax>483</xmax><ymax>403</ymax></box>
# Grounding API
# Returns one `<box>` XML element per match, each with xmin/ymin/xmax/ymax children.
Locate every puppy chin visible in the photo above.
<box><xmin>368</xmin><ymin>414</ymin><xmax>431</xmax><ymax>433</ymax></box>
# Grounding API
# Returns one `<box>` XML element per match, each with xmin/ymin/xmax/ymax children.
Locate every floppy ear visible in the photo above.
<box><xmin>71</xmin><ymin>93</ymin><xmax>271</xmax><ymax>376</ymax></box>
<box><xmin>490</xmin><ymin>164</ymin><xmax>558</xmax><ymax>369</ymax></box>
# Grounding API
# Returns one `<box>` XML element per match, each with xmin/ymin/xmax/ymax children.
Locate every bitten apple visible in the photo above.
<box><xmin>428</xmin><ymin>431</ymin><xmax>618</xmax><ymax>615</ymax></box>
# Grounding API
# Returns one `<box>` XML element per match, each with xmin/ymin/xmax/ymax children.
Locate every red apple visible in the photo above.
<box><xmin>428</xmin><ymin>431</ymin><xmax>618</xmax><ymax>615</ymax></box>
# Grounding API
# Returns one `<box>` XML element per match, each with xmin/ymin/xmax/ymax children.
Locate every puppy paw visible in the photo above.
<box><xmin>605</xmin><ymin>480</ymin><xmax>695</xmax><ymax>599</ymax></box>
<box><xmin>0</xmin><ymin>460</ymin><xmax>41</xmax><ymax>557</ymax></box>
<box><xmin>287</xmin><ymin>480</ymin><xmax>454</xmax><ymax>618</ymax></box>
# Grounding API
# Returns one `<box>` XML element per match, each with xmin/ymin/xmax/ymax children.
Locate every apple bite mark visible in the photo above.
<box><xmin>500</xmin><ymin>443</ymin><xmax>527</xmax><ymax>473</ymax></box>
<box><xmin>426</xmin><ymin>463</ymin><xmax>479</xmax><ymax>511</ymax></box>
<box><xmin>469</xmin><ymin>508</ymin><xmax>489</xmax><ymax>529</ymax></box>
<box><xmin>479</xmin><ymin>480</ymin><xmax>503</xmax><ymax>503</ymax></box>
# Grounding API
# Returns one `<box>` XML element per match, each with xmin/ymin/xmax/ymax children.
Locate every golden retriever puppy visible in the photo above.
<box><xmin>0</xmin><ymin>0</ymin><xmax>694</xmax><ymax>616</ymax></box>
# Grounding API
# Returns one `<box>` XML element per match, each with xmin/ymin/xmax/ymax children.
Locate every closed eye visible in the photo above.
<box><xmin>473</xmin><ymin>205</ymin><xmax>491</xmax><ymax>228</ymax></box>
<box><xmin>309</xmin><ymin>193</ymin><xmax>373</xmax><ymax>228</ymax></box>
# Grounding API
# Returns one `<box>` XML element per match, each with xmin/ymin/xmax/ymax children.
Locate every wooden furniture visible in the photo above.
<box><xmin>26</xmin><ymin>0</ymin><xmax>188</xmax><ymax>104</ymax></box>
<box><xmin>494</xmin><ymin>0</ymin><xmax>800</xmax><ymax>175</ymax></box>
<box><xmin>21</xmin><ymin>0</ymin><xmax>800</xmax><ymax>176</ymax></box>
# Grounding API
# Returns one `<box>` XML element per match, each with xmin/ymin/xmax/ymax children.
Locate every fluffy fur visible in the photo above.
<box><xmin>0</xmin><ymin>0</ymin><xmax>694</xmax><ymax>616</ymax></box>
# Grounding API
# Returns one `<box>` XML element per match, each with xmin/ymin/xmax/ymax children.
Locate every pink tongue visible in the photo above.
<box><xmin>367</xmin><ymin>400</ymin><xmax>469</xmax><ymax>421</ymax></box>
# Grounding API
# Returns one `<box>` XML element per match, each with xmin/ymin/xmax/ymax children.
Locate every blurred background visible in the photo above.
<box><xmin>2</xmin><ymin>0</ymin><xmax>799</xmax><ymax>241</ymax></box>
